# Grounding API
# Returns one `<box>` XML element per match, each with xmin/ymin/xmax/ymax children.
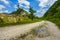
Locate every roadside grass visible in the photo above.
<box><xmin>0</xmin><ymin>18</ymin><xmax>43</xmax><ymax>27</ymax></box>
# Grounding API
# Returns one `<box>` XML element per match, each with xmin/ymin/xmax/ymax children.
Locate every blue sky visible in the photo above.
<box><xmin>0</xmin><ymin>0</ymin><xmax>57</xmax><ymax>17</ymax></box>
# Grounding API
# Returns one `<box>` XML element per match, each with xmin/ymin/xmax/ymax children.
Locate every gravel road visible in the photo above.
<box><xmin>0</xmin><ymin>21</ymin><xmax>60</xmax><ymax>40</ymax></box>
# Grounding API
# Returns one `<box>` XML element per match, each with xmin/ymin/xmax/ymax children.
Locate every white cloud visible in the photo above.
<box><xmin>18</xmin><ymin>0</ymin><xmax>30</xmax><ymax>8</ymax></box>
<box><xmin>24</xmin><ymin>6</ymin><xmax>29</xmax><ymax>8</ymax></box>
<box><xmin>0</xmin><ymin>10</ymin><xmax>10</xmax><ymax>13</ymax></box>
<box><xmin>36</xmin><ymin>0</ymin><xmax>57</xmax><ymax>17</ymax></box>
<box><xmin>0</xmin><ymin>5</ymin><xmax>5</xmax><ymax>10</ymax></box>
<box><xmin>22</xmin><ymin>5</ymin><xmax>29</xmax><ymax>8</ymax></box>
<box><xmin>0</xmin><ymin>0</ymin><xmax>12</xmax><ymax>8</ymax></box>
<box><xmin>4</xmin><ymin>10</ymin><xmax>9</xmax><ymax>13</ymax></box>
<box><xmin>47</xmin><ymin>0</ymin><xmax>57</xmax><ymax>6</ymax></box>
<box><xmin>36</xmin><ymin>8</ymin><xmax>48</xmax><ymax>17</ymax></box>
<box><xmin>38</xmin><ymin>0</ymin><xmax>48</xmax><ymax>7</ymax></box>
<box><xmin>18</xmin><ymin>0</ymin><xmax>30</xmax><ymax>6</ymax></box>
<box><xmin>14</xmin><ymin>5</ymin><xmax>18</xmax><ymax>9</ymax></box>
<box><xmin>0</xmin><ymin>0</ymin><xmax>9</xmax><ymax>4</ymax></box>
<box><xmin>23</xmin><ymin>1</ymin><xmax>30</xmax><ymax>6</ymax></box>
<box><xmin>0</xmin><ymin>11</ymin><xmax>3</xmax><ymax>13</ymax></box>
<box><xmin>38</xmin><ymin>0</ymin><xmax>57</xmax><ymax>7</ymax></box>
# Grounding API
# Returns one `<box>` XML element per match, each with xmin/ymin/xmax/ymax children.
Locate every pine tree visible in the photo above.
<box><xmin>29</xmin><ymin>6</ymin><xmax>36</xmax><ymax>20</ymax></box>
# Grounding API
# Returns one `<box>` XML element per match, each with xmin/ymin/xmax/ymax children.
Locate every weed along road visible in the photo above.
<box><xmin>0</xmin><ymin>21</ymin><xmax>60</xmax><ymax>40</ymax></box>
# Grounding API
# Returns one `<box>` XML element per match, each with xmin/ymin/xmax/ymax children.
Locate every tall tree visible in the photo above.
<box><xmin>16</xmin><ymin>3</ymin><xmax>23</xmax><ymax>15</ymax></box>
<box><xmin>29</xmin><ymin>6</ymin><xmax>36</xmax><ymax>20</ymax></box>
<box><xmin>11</xmin><ymin>3</ymin><xmax>24</xmax><ymax>16</ymax></box>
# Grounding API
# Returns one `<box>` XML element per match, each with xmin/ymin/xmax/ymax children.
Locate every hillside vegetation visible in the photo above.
<box><xmin>0</xmin><ymin>7</ymin><xmax>41</xmax><ymax>27</ymax></box>
<box><xmin>43</xmin><ymin>0</ymin><xmax>60</xmax><ymax>28</ymax></box>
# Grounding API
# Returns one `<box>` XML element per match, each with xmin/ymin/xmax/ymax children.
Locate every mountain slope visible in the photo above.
<box><xmin>43</xmin><ymin>0</ymin><xmax>60</xmax><ymax>28</ymax></box>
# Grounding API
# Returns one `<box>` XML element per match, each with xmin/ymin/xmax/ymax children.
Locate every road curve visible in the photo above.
<box><xmin>0</xmin><ymin>21</ymin><xmax>60</xmax><ymax>40</ymax></box>
<box><xmin>0</xmin><ymin>21</ymin><xmax>45</xmax><ymax>40</ymax></box>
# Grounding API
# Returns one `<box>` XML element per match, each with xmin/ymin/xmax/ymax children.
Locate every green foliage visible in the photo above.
<box><xmin>43</xmin><ymin>0</ymin><xmax>60</xmax><ymax>29</ymax></box>
<box><xmin>0</xmin><ymin>16</ymin><xmax>41</xmax><ymax>27</ymax></box>
<box><xmin>0</xmin><ymin>5</ymin><xmax>40</xmax><ymax>27</ymax></box>
<box><xmin>0</xmin><ymin>18</ymin><xmax>4</xmax><ymax>25</ymax></box>
<box><xmin>29</xmin><ymin>6</ymin><xmax>36</xmax><ymax>20</ymax></box>
<box><xmin>11</xmin><ymin>8</ymin><xmax>24</xmax><ymax>15</ymax></box>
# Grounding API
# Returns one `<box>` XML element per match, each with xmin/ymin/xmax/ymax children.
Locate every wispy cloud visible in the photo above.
<box><xmin>0</xmin><ymin>5</ymin><xmax>5</xmax><ymax>10</ymax></box>
<box><xmin>0</xmin><ymin>0</ymin><xmax>12</xmax><ymax>8</ymax></box>
<box><xmin>14</xmin><ymin>5</ymin><xmax>18</xmax><ymax>9</ymax></box>
<box><xmin>38</xmin><ymin>0</ymin><xmax>57</xmax><ymax>7</ymax></box>
<box><xmin>4</xmin><ymin>10</ymin><xmax>9</xmax><ymax>13</ymax></box>
<box><xmin>18</xmin><ymin>0</ymin><xmax>30</xmax><ymax>8</ymax></box>
<box><xmin>0</xmin><ymin>0</ymin><xmax>9</xmax><ymax>4</ymax></box>
<box><xmin>0</xmin><ymin>10</ymin><xmax>10</xmax><ymax>13</ymax></box>
<box><xmin>38</xmin><ymin>0</ymin><xmax>48</xmax><ymax>7</ymax></box>
<box><xmin>36</xmin><ymin>8</ymin><xmax>48</xmax><ymax>17</ymax></box>
<box><xmin>36</xmin><ymin>0</ymin><xmax>57</xmax><ymax>17</ymax></box>
<box><xmin>0</xmin><ymin>0</ymin><xmax>57</xmax><ymax>17</ymax></box>
<box><xmin>18</xmin><ymin>0</ymin><xmax>30</xmax><ymax>6</ymax></box>
<box><xmin>47</xmin><ymin>0</ymin><xmax>57</xmax><ymax>6</ymax></box>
